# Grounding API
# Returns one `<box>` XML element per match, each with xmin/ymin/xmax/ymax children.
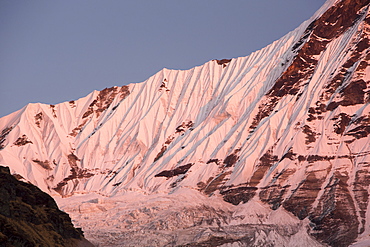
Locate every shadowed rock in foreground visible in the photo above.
<box><xmin>0</xmin><ymin>166</ymin><xmax>93</xmax><ymax>247</ymax></box>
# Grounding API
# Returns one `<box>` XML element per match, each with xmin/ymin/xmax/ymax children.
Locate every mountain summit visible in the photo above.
<box><xmin>1</xmin><ymin>0</ymin><xmax>370</xmax><ymax>246</ymax></box>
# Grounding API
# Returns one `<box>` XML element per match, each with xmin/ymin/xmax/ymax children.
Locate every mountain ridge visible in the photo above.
<box><xmin>1</xmin><ymin>0</ymin><xmax>370</xmax><ymax>246</ymax></box>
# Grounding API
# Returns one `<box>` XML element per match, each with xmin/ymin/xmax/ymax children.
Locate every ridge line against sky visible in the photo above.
<box><xmin>0</xmin><ymin>0</ymin><xmax>325</xmax><ymax>118</ymax></box>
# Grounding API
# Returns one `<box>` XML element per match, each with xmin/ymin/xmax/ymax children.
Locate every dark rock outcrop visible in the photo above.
<box><xmin>155</xmin><ymin>163</ymin><xmax>193</xmax><ymax>178</ymax></box>
<box><xmin>0</xmin><ymin>166</ymin><xmax>94</xmax><ymax>247</ymax></box>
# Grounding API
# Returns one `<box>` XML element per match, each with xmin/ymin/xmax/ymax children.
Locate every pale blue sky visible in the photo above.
<box><xmin>0</xmin><ymin>0</ymin><xmax>325</xmax><ymax>117</ymax></box>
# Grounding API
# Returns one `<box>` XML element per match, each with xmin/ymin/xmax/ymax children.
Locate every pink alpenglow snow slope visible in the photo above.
<box><xmin>1</xmin><ymin>0</ymin><xmax>370</xmax><ymax>246</ymax></box>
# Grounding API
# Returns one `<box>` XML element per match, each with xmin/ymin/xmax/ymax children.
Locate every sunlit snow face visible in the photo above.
<box><xmin>1</xmin><ymin>1</ymin><xmax>370</xmax><ymax>246</ymax></box>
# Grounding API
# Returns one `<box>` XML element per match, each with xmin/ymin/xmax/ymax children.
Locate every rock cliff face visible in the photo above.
<box><xmin>1</xmin><ymin>0</ymin><xmax>370</xmax><ymax>246</ymax></box>
<box><xmin>0</xmin><ymin>166</ymin><xmax>93</xmax><ymax>247</ymax></box>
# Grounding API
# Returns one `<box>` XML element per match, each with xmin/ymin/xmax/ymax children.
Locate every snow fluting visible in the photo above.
<box><xmin>1</xmin><ymin>0</ymin><xmax>370</xmax><ymax>246</ymax></box>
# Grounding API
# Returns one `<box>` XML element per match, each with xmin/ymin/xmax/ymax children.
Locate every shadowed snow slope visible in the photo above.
<box><xmin>1</xmin><ymin>0</ymin><xmax>370</xmax><ymax>246</ymax></box>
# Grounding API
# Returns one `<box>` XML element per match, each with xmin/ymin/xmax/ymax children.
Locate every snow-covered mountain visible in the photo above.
<box><xmin>1</xmin><ymin>0</ymin><xmax>370</xmax><ymax>246</ymax></box>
